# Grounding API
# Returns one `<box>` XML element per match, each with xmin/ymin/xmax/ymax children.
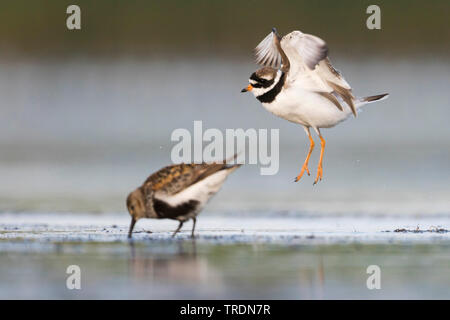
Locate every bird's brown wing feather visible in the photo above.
<box><xmin>144</xmin><ymin>163</ymin><xmax>231</xmax><ymax>196</ymax></box>
<box><xmin>326</xmin><ymin>81</ymin><xmax>356</xmax><ymax>117</ymax></box>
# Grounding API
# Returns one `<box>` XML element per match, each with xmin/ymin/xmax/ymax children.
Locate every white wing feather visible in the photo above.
<box><xmin>281</xmin><ymin>31</ymin><xmax>352</xmax><ymax>93</ymax></box>
<box><xmin>254</xmin><ymin>30</ymin><xmax>328</xmax><ymax>72</ymax></box>
<box><xmin>282</xmin><ymin>32</ymin><xmax>328</xmax><ymax>70</ymax></box>
<box><xmin>254</xmin><ymin>30</ymin><xmax>353</xmax><ymax>96</ymax></box>
<box><xmin>315</xmin><ymin>58</ymin><xmax>351</xmax><ymax>89</ymax></box>
<box><xmin>254</xmin><ymin>32</ymin><xmax>282</xmax><ymax>69</ymax></box>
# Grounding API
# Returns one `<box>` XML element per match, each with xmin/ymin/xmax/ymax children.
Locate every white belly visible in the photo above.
<box><xmin>261</xmin><ymin>87</ymin><xmax>353</xmax><ymax>128</ymax></box>
<box><xmin>155</xmin><ymin>168</ymin><xmax>233</xmax><ymax>219</ymax></box>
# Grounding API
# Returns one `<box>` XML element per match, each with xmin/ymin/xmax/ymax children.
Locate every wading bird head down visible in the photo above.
<box><xmin>126</xmin><ymin>162</ymin><xmax>240</xmax><ymax>239</ymax></box>
<box><xmin>241</xmin><ymin>27</ymin><xmax>388</xmax><ymax>184</ymax></box>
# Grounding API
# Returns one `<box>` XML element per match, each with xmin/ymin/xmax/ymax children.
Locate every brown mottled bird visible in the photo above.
<box><xmin>126</xmin><ymin>162</ymin><xmax>240</xmax><ymax>238</ymax></box>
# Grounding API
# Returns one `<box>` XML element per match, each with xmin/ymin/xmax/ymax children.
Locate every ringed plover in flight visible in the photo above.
<box><xmin>241</xmin><ymin>28</ymin><xmax>388</xmax><ymax>184</ymax></box>
<box><xmin>127</xmin><ymin>161</ymin><xmax>240</xmax><ymax>238</ymax></box>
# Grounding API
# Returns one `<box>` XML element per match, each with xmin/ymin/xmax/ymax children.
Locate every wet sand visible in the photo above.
<box><xmin>0</xmin><ymin>212</ymin><xmax>449</xmax><ymax>244</ymax></box>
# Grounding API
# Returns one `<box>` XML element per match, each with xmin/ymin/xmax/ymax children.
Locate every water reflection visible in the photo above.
<box><xmin>125</xmin><ymin>240</ymin><xmax>332</xmax><ymax>299</ymax></box>
<box><xmin>297</xmin><ymin>257</ymin><xmax>325</xmax><ymax>299</ymax></box>
<box><xmin>0</xmin><ymin>241</ymin><xmax>448</xmax><ymax>299</ymax></box>
<box><xmin>127</xmin><ymin>240</ymin><xmax>224</xmax><ymax>288</ymax></box>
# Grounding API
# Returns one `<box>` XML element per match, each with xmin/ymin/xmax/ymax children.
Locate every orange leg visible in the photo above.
<box><xmin>313</xmin><ymin>135</ymin><xmax>326</xmax><ymax>185</ymax></box>
<box><xmin>295</xmin><ymin>129</ymin><xmax>315</xmax><ymax>182</ymax></box>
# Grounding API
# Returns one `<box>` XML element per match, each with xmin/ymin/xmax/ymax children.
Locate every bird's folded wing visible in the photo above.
<box><xmin>315</xmin><ymin>58</ymin><xmax>356</xmax><ymax>116</ymax></box>
<box><xmin>316</xmin><ymin>58</ymin><xmax>351</xmax><ymax>90</ymax></box>
<box><xmin>147</xmin><ymin>163</ymin><xmax>228</xmax><ymax>199</ymax></box>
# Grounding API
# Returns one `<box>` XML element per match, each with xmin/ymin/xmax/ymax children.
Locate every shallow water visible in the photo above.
<box><xmin>0</xmin><ymin>213</ymin><xmax>449</xmax><ymax>299</ymax></box>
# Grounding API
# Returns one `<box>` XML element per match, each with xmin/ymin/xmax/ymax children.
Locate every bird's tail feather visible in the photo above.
<box><xmin>362</xmin><ymin>93</ymin><xmax>389</xmax><ymax>103</ymax></box>
<box><xmin>224</xmin><ymin>163</ymin><xmax>242</xmax><ymax>172</ymax></box>
<box><xmin>355</xmin><ymin>93</ymin><xmax>389</xmax><ymax>110</ymax></box>
<box><xmin>223</xmin><ymin>153</ymin><xmax>243</xmax><ymax>170</ymax></box>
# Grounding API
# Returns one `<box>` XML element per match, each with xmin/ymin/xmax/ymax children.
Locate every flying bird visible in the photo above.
<box><xmin>241</xmin><ymin>28</ymin><xmax>388</xmax><ymax>184</ymax></box>
<box><xmin>126</xmin><ymin>162</ymin><xmax>240</xmax><ymax>238</ymax></box>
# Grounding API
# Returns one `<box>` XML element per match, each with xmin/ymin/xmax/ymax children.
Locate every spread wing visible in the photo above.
<box><xmin>254</xmin><ymin>32</ymin><xmax>282</xmax><ymax>69</ymax></box>
<box><xmin>282</xmin><ymin>31</ymin><xmax>357</xmax><ymax>116</ymax></box>
<box><xmin>254</xmin><ymin>29</ymin><xmax>357</xmax><ymax>116</ymax></box>
<box><xmin>255</xmin><ymin>30</ymin><xmax>328</xmax><ymax>72</ymax></box>
<box><xmin>282</xmin><ymin>31</ymin><xmax>328</xmax><ymax>70</ymax></box>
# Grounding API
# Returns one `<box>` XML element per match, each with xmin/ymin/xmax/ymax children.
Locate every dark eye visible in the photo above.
<box><xmin>130</xmin><ymin>205</ymin><xmax>135</xmax><ymax>211</ymax></box>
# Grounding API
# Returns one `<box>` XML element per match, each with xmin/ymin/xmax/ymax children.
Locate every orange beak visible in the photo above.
<box><xmin>241</xmin><ymin>84</ymin><xmax>253</xmax><ymax>93</ymax></box>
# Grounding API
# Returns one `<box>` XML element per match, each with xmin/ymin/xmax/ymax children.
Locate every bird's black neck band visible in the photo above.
<box><xmin>256</xmin><ymin>72</ymin><xmax>286</xmax><ymax>104</ymax></box>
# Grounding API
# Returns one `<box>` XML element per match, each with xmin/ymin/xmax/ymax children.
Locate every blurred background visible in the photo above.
<box><xmin>0</xmin><ymin>0</ymin><xmax>449</xmax><ymax>300</ymax></box>
<box><xmin>0</xmin><ymin>0</ymin><xmax>449</xmax><ymax>214</ymax></box>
